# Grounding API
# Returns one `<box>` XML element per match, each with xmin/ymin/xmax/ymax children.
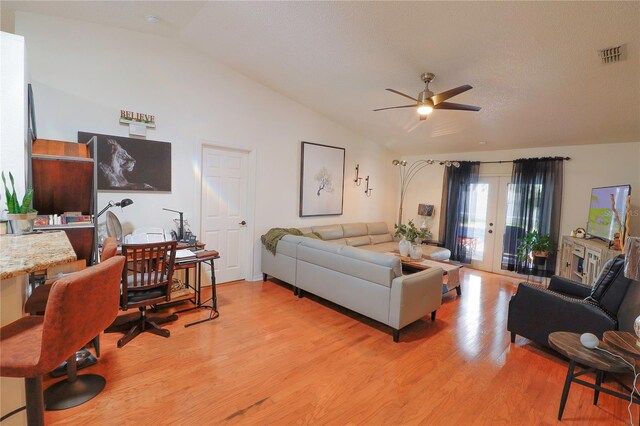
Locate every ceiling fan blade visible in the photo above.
<box><xmin>431</xmin><ymin>85</ymin><xmax>472</xmax><ymax>105</ymax></box>
<box><xmin>373</xmin><ymin>104</ymin><xmax>415</xmax><ymax>112</ymax></box>
<box><xmin>419</xmin><ymin>115</ymin><xmax>428</xmax><ymax>121</ymax></box>
<box><xmin>386</xmin><ymin>88</ymin><xmax>418</xmax><ymax>102</ymax></box>
<box><xmin>434</xmin><ymin>101</ymin><xmax>481</xmax><ymax>112</ymax></box>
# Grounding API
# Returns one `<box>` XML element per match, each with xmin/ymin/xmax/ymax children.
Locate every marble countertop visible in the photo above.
<box><xmin>0</xmin><ymin>231</ymin><xmax>77</xmax><ymax>279</ymax></box>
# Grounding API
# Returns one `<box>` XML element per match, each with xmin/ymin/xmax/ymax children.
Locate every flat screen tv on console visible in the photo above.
<box><xmin>586</xmin><ymin>184</ymin><xmax>631</xmax><ymax>241</ymax></box>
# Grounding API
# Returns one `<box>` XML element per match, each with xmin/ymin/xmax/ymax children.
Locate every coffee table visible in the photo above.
<box><xmin>389</xmin><ymin>253</ymin><xmax>463</xmax><ymax>295</ymax></box>
<box><xmin>548</xmin><ymin>331</ymin><xmax>639</xmax><ymax>420</ymax></box>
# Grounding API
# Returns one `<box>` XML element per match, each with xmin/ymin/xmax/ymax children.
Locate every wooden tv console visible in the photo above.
<box><xmin>558</xmin><ymin>236</ymin><xmax>621</xmax><ymax>286</ymax></box>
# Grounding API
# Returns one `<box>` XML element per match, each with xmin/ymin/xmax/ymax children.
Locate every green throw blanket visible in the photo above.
<box><xmin>261</xmin><ymin>228</ymin><xmax>320</xmax><ymax>255</ymax></box>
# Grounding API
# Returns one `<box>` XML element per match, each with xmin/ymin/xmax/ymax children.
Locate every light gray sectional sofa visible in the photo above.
<box><xmin>261</xmin><ymin>222</ymin><xmax>447</xmax><ymax>341</ymax></box>
<box><xmin>297</xmin><ymin>222</ymin><xmax>451</xmax><ymax>260</ymax></box>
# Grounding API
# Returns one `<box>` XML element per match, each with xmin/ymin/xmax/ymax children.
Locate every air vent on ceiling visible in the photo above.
<box><xmin>598</xmin><ymin>44</ymin><xmax>627</xmax><ymax>64</ymax></box>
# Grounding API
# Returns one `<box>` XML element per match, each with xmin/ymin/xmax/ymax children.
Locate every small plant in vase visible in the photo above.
<box><xmin>394</xmin><ymin>220</ymin><xmax>431</xmax><ymax>258</ymax></box>
<box><xmin>2</xmin><ymin>171</ymin><xmax>37</xmax><ymax>234</ymax></box>
<box><xmin>516</xmin><ymin>231</ymin><xmax>556</xmax><ymax>261</ymax></box>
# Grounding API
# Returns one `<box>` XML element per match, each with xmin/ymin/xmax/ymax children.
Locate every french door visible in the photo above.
<box><xmin>467</xmin><ymin>176</ymin><xmax>513</xmax><ymax>274</ymax></box>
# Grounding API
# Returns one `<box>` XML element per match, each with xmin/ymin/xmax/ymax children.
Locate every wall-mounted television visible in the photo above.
<box><xmin>586</xmin><ymin>184</ymin><xmax>631</xmax><ymax>241</ymax></box>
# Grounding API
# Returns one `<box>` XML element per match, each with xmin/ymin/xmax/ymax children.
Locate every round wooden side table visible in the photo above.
<box><xmin>548</xmin><ymin>331</ymin><xmax>638</xmax><ymax>420</ymax></box>
<box><xmin>603</xmin><ymin>331</ymin><xmax>640</xmax><ymax>360</ymax></box>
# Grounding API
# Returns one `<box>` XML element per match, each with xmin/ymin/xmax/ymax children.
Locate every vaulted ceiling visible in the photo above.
<box><xmin>2</xmin><ymin>1</ymin><xmax>639</xmax><ymax>155</ymax></box>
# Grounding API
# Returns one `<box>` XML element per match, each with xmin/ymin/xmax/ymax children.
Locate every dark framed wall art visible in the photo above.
<box><xmin>78</xmin><ymin>132</ymin><xmax>171</xmax><ymax>192</ymax></box>
<box><xmin>299</xmin><ymin>141</ymin><xmax>345</xmax><ymax>217</ymax></box>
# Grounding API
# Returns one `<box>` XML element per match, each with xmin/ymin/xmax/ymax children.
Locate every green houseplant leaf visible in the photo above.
<box><xmin>2</xmin><ymin>171</ymin><xmax>34</xmax><ymax>214</ymax></box>
<box><xmin>516</xmin><ymin>231</ymin><xmax>557</xmax><ymax>260</ymax></box>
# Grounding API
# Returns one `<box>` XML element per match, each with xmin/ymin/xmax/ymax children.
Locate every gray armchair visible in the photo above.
<box><xmin>507</xmin><ymin>255</ymin><xmax>635</xmax><ymax>347</ymax></box>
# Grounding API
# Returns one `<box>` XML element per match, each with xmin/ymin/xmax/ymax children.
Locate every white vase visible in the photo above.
<box><xmin>399</xmin><ymin>237</ymin><xmax>411</xmax><ymax>257</ymax></box>
<box><xmin>410</xmin><ymin>244</ymin><xmax>423</xmax><ymax>260</ymax></box>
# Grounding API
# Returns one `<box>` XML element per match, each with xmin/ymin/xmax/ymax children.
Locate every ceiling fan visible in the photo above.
<box><xmin>374</xmin><ymin>72</ymin><xmax>480</xmax><ymax>120</ymax></box>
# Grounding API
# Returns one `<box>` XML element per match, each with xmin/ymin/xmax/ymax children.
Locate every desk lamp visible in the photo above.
<box><xmin>163</xmin><ymin>208</ymin><xmax>184</xmax><ymax>240</ymax></box>
<box><xmin>96</xmin><ymin>198</ymin><xmax>134</xmax><ymax>219</ymax></box>
<box><xmin>624</xmin><ymin>236</ymin><xmax>640</xmax><ymax>347</ymax></box>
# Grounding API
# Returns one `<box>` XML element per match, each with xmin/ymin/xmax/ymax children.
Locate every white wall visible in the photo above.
<box><xmin>0</xmin><ymin>32</ymin><xmax>28</xmax><ymax>210</ymax></box>
<box><xmin>14</xmin><ymin>12</ymin><xmax>398</xmax><ymax>280</ymax></box>
<box><xmin>401</xmin><ymin>142</ymin><xmax>640</xmax><ymax>243</ymax></box>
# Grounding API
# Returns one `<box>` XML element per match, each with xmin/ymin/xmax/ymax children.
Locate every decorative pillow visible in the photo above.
<box><xmin>370</xmin><ymin>233</ymin><xmax>393</xmax><ymax>245</ymax></box>
<box><xmin>346</xmin><ymin>236</ymin><xmax>371</xmax><ymax>247</ymax></box>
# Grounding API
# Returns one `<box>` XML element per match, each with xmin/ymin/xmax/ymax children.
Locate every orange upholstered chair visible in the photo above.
<box><xmin>23</xmin><ymin>237</ymin><xmax>118</xmax><ymax>369</ymax></box>
<box><xmin>24</xmin><ymin>237</ymin><xmax>119</xmax><ymax>315</ymax></box>
<box><xmin>0</xmin><ymin>256</ymin><xmax>125</xmax><ymax>425</ymax></box>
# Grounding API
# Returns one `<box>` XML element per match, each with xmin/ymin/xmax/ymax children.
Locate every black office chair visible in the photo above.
<box><xmin>507</xmin><ymin>255</ymin><xmax>634</xmax><ymax>347</ymax></box>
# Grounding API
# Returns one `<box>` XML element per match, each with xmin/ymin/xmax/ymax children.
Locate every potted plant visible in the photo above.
<box><xmin>394</xmin><ymin>220</ymin><xmax>431</xmax><ymax>258</ymax></box>
<box><xmin>2</xmin><ymin>172</ymin><xmax>36</xmax><ymax>235</ymax></box>
<box><xmin>516</xmin><ymin>231</ymin><xmax>557</xmax><ymax>261</ymax></box>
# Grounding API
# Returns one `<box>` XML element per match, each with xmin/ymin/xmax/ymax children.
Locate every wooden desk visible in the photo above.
<box><xmin>548</xmin><ymin>331</ymin><xmax>638</xmax><ymax>420</ymax></box>
<box><xmin>173</xmin><ymin>250</ymin><xmax>220</xmax><ymax>327</ymax></box>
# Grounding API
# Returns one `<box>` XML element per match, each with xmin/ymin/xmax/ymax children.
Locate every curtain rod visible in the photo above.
<box><xmin>477</xmin><ymin>157</ymin><xmax>571</xmax><ymax>164</ymax></box>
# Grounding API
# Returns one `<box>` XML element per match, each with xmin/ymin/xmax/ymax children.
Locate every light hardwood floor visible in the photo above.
<box><xmin>44</xmin><ymin>269</ymin><xmax>637</xmax><ymax>425</ymax></box>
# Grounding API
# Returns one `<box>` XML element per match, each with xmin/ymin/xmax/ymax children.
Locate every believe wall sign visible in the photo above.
<box><xmin>119</xmin><ymin>110</ymin><xmax>156</xmax><ymax>127</ymax></box>
<box><xmin>120</xmin><ymin>110</ymin><xmax>156</xmax><ymax>137</ymax></box>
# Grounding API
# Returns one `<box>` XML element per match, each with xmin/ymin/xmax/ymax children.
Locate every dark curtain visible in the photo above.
<box><xmin>501</xmin><ymin>157</ymin><xmax>564</xmax><ymax>277</ymax></box>
<box><xmin>440</xmin><ymin>161</ymin><xmax>480</xmax><ymax>263</ymax></box>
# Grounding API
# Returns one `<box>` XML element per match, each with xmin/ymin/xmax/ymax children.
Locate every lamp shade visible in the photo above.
<box><xmin>625</xmin><ymin>237</ymin><xmax>640</xmax><ymax>281</ymax></box>
<box><xmin>118</xmin><ymin>198</ymin><xmax>134</xmax><ymax>208</ymax></box>
<box><xmin>418</xmin><ymin>204</ymin><xmax>434</xmax><ymax>217</ymax></box>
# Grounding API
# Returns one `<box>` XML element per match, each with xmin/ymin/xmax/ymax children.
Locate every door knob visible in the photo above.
<box><xmin>489</xmin><ymin>222</ymin><xmax>494</xmax><ymax>226</ymax></box>
<box><xmin>239</xmin><ymin>220</ymin><xmax>246</xmax><ymax>226</ymax></box>
<box><xmin>488</xmin><ymin>230</ymin><xmax>493</xmax><ymax>234</ymax></box>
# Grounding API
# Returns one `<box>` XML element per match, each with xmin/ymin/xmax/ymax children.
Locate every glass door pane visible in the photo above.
<box><xmin>468</xmin><ymin>183</ymin><xmax>489</xmax><ymax>261</ymax></box>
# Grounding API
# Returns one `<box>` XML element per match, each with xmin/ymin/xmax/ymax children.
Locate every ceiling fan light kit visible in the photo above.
<box><xmin>374</xmin><ymin>72</ymin><xmax>480</xmax><ymax>120</ymax></box>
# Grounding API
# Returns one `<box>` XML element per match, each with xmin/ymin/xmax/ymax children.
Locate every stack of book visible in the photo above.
<box><xmin>63</xmin><ymin>212</ymin><xmax>91</xmax><ymax>224</ymax></box>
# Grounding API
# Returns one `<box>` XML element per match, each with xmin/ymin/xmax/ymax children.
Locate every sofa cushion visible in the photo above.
<box><xmin>341</xmin><ymin>246</ymin><xmax>402</xmax><ymax>279</ymax></box>
<box><xmin>367</xmin><ymin>222</ymin><xmax>390</xmax><ymax>235</ymax></box>
<box><xmin>342</xmin><ymin>223</ymin><xmax>368</xmax><ymax>238</ymax></box>
<box><xmin>422</xmin><ymin>245</ymin><xmax>451</xmax><ymax>261</ymax></box>
<box><xmin>346</xmin><ymin>236</ymin><xmax>371</xmax><ymax>247</ymax></box>
<box><xmin>297</xmin><ymin>239</ymin><xmax>400</xmax><ymax>286</ymax></box>
<box><xmin>370</xmin><ymin>233</ymin><xmax>393</xmax><ymax>245</ymax></box>
<box><xmin>277</xmin><ymin>235</ymin><xmax>307</xmax><ymax>257</ymax></box>
<box><xmin>312</xmin><ymin>224</ymin><xmax>344</xmax><ymax>241</ymax></box>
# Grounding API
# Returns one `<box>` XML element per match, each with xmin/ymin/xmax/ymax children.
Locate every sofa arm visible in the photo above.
<box><xmin>389</xmin><ymin>267</ymin><xmax>443</xmax><ymax>329</ymax></box>
<box><xmin>508</xmin><ymin>282</ymin><xmax>616</xmax><ymax>346</ymax></box>
<box><xmin>548</xmin><ymin>276</ymin><xmax>592</xmax><ymax>298</ymax></box>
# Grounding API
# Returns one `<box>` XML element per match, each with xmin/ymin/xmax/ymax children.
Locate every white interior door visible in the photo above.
<box><xmin>201</xmin><ymin>146</ymin><xmax>248</xmax><ymax>283</ymax></box>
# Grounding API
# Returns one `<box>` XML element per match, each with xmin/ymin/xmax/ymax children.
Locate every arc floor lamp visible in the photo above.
<box><xmin>392</xmin><ymin>159</ymin><xmax>460</xmax><ymax>225</ymax></box>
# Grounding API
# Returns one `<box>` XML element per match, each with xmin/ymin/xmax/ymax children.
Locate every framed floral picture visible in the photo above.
<box><xmin>299</xmin><ymin>141</ymin><xmax>345</xmax><ymax>217</ymax></box>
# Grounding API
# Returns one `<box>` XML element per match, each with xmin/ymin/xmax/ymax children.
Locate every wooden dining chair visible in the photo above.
<box><xmin>117</xmin><ymin>241</ymin><xmax>178</xmax><ymax>347</ymax></box>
